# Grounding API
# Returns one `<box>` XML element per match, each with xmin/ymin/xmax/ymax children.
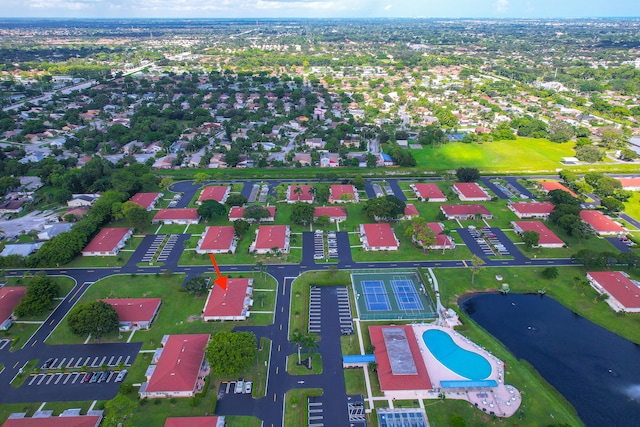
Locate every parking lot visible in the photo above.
<box><xmin>308</xmin><ymin>396</ymin><xmax>324</xmax><ymax>427</ymax></box>
<box><xmin>0</xmin><ymin>339</ymin><xmax>11</xmax><ymax>351</ymax></box>
<box><xmin>327</xmin><ymin>231</ymin><xmax>338</xmax><ymax>260</ymax></box>
<box><xmin>140</xmin><ymin>234</ymin><xmax>165</xmax><ymax>263</ymax></box>
<box><xmin>336</xmin><ymin>287</ymin><xmax>353</xmax><ymax>335</ymax></box>
<box><xmin>308</xmin><ymin>286</ymin><xmax>321</xmax><ymax>333</ymax></box>
<box><xmin>313</xmin><ymin>230</ymin><xmax>325</xmax><ymax>261</ymax></box>
<box><xmin>156</xmin><ymin>234</ymin><xmax>179</xmax><ymax>262</ymax></box>
<box><xmin>40</xmin><ymin>353</ymin><xmax>134</xmax><ymax>370</ymax></box>
<box><xmin>26</xmin><ymin>369</ymin><xmax>126</xmax><ymax>387</ymax></box>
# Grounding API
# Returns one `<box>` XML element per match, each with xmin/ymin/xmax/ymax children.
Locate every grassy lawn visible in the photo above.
<box><xmin>284</xmin><ymin>388</ymin><xmax>323</xmax><ymax>427</ymax></box>
<box><xmin>344</xmin><ymin>367</ymin><xmax>366</xmax><ymax>395</ymax></box>
<box><xmin>289</xmin><ymin>270</ymin><xmax>352</xmax><ymax>335</ymax></box>
<box><xmin>47</xmin><ymin>272</ymin><xmax>277</xmax><ymax>348</ymax></box>
<box><xmin>624</xmin><ymin>193</ymin><xmax>640</xmax><ymax>221</ymax></box>
<box><xmin>340</xmin><ymin>334</ymin><xmax>361</xmax><ymax>356</ymax></box>
<box><xmin>11</xmin><ymin>359</ymin><xmax>39</xmax><ymax>388</ymax></box>
<box><xmin>0</xmin><ymin>403</ymin><xmax>40</xmax><ymax>425</ymax></box>
<box><xmin>1</xmin><ymin>323</ymin><xmax>40</xmax><ymax>350</ymax></box>
<box><xmin>286</xmin><ymin>353</ymin><xmax>323</xmax><ymax>375</ymax></box>
<box><xmin>434</xmin><ymin>266</ymin><xmax>640</xmax><ymax>345</ymax></box>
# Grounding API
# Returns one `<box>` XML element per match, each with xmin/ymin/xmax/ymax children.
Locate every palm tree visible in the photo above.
<box><xmin>291</xmin><ymin>329</ymin><xmax>306</xmax><ymax>364</ymax></box>
<box><xmin>302</xmin><ymin>333</ymin><xmax>319</xmax><ymax>355</ymax></box>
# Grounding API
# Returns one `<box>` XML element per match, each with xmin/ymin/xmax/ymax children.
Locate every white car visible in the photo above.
<box><xmin>244</xmin><ymin>381</ymin><xmax>253</xmax><ymax>394</ymax></box>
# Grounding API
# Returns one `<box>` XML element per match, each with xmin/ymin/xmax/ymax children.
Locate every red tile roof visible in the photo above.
<box><xmin>254</xmin><ymin>225</ymin><xmax>288</xmax><ymax>250</ymax></box>
<box><xmin>199</xmin><ymin>226</ymin><xmax>236</xmax><ymax>251</ymax></box>
<box><xmin>453</xmin><ymin>183</ymin><xmax>490</xmax><ymax>199</ymax></box>
<box><xmin>426</xmin><ymin>222</ymin><xmax>454</xmax><ymax>247</ymax></box>
<box><xmin>197</xmin><ymin>186</ymin><xmax>230</xmax><ymax>203</ymax></box>
<box><xmin>82</xmin><ymin>228</ymin><xmax>132</xmax><ymax>254</ymax></box>
<box><xmin>404</xmin><ymin>204</ymin><xmax>419</xmax><ymax>217</ymax></box>
<box><xmin>102</xmin><ymin>298</ymin><xmax>162</xmax><ymax>323</ymax></box>
<box><xmin>314</xmin><ymin>206</ymin><xmax>347</xmax><ymax>219</ymax></box>
<box><xmin>2</xmin><ymin>415</ymin><xmax>101</xmax><ymax>427</ymax></box>
<box><xmin>288</xmin><ymin>185</ymin><xmax>314</xmax><ymax>201</ymax></box>
<box><xmin>412</xmin><ymin>183</ymin><xmax>446</xmax><ymax>201</ymax></box>
<box><xmin>0</xmin><ymin>286</ymin><xmax>26</xmax><ymax>322</ymax></box>
<box><xmin>509</xmin><ymin>202</ymin><xmax>554</xmax><ymax>215</ymax></box>
<box><xmin>146</xmin><ymin>334</ymin><xmax>210</xmax><ymax>393</ymax></box>
<box><xmin>369</xmin><ymin>325</ymin><xmax>432</xmax><ymax>391</ymax></box>
<box><xmin>579</xmin><ymin>210</ymin><xmax>625</xmax><ymax>234</ymax></box>
<box><xmin>330</xmin><ymin>185</ymin><xmax>357</xmax><ymax>201</ymax></box>
<box><xmin>203</xmin><ymin>278</ymin><xmax>251</xmax><ymax>318</ymax></box>
<box><xmin>164</xmin><ymin>417</ymin><xmax>221</xmax><ymax>427</ymax></box>
<box><xmin>512</xmin><ymin>221</ymin><xmax>564</xmax><ymax>246</ymax></box>
<box><xmin>440</xmin><ymin>204</ymin><xmax>491</xmax><ymax>216</ymax></box>
<box><xmin>229</xmin><ymin>206</ymin><xmax>275</xmax><ymax>221</ymax></box>
<box><xmin>362</xmin><ymin>223</ymin><xmax>399</xmax><ymax>248</ymax></box>
<box><xmin>130</xmin><ymin>192</ymin><xmax>161</xmax><ymax>210</ymax></box>
<box><xmin>153</xmin><ymin>209</ymin><xmax>200</xmax><ymax>221</ymax></box>
<box><xmin>615</xmin><ymin>177</ymin><xmax>640</xmax><ymax>189</ymax></box>
<box><xmin>538</xmin><ymin>181</ymin><xmax>578</xmax><ymax>197</ymax></box>
<box><xmin>588</xmin><ymin>271</ymin><xmax>640</xmax><ymax>309</ymax></box>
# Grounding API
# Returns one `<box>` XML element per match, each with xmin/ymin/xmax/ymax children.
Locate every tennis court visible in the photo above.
<box><xmin>362</xmin><ymin>280</ymin><xmax>392</xmax><ymax>311</ymax></box>
<box><xmin>351</xmin><ymin>270</ymin><xmax>436</xmax><ymax>321</ymax></box>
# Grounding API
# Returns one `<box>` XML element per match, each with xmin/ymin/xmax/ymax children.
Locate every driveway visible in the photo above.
<box><xmin>0</xmin><ymin>210</ymin><xmax>59</xmax><ymax>236</ymax></box>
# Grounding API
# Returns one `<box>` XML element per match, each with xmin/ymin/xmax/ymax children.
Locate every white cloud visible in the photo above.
<box><xmin>496</xmin><ymin>0</ymin><xmax>509</xmax><ymax>12</ymax></box>
<box><xmin>384</xmin><ymin>4</ymin><xmax>392</xmax><ymax>10</ymax></box>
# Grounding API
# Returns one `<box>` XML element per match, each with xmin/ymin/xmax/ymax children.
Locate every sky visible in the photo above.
<box><xmin>1</xmin><ymin>0</ymin><xmax>639</xmax><ymax>19</ymax></box>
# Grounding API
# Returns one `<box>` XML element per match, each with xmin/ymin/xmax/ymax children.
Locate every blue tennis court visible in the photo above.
<box><xmin>391</xmin><ymin>279</ymin><xmax>424</xmax><ymax>311</ymax></box>
<box><xmin>362</xmin><ymin>280</ymin><xmax>391</xmax><ymax>311</ymax></box>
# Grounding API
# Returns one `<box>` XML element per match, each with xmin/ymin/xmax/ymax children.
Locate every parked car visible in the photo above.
<box><xmin>244</xmin><ymin>381</ymin><xmax>253</xmax><ymax>394</ymax></box>
<box><xmin>42</xmin><ymin>358</ymin><xmax>54</xmax><ymax>369</ymax></box>
<box><xmin>235</xmin><ymin>380</ymin><xmax>244</xmax><ymax>393</ymax></box>
<box><xmin>115</xmin><ymin>369</ymin><xmax>128</xmax><ymax>383</ymax></box>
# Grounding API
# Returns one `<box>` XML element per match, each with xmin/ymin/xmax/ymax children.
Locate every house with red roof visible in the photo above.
<box><xmin>508</xmin><ymin>202</ymin><xmax>555</xmax><ymax>219</ymax></box>
<box><xmin>229</xmin><ymin>206</ymin><xmax>276</xmax><ymax>222</ymax></box>
<box><xmin>196</xmin><ymin>226</ymin><xmax>237</xmax><ymax>254</ymax></box>
<box><xmin>130</xmin><ymin>192</ymin><xmax>163</xmax><ymax>211</ymax></box>
<box><xmin>369</xmin><ymin>325</ymin><xmax>432</xmax><ymax>397</ymax></box>
<box><xmin>452</xmin><ymin>183</ymin><xmax>491</xmax><ymax>201</ymax></box>
<box><xmin>152</xmin><ymin>209</ymin><xmax>200</xmax><ymax>225</ymax></box>
<box><xmin>586</xmin><ymin>271</ymin><xmax>640</xmax><ymax>312</ymax></box>
<box><xmin>402</xmin><ymin>204</ymin><xmax>420</xmax><ymax>220</ymax></box>
<box><xmin>537</xmin><ymin>181</ymin><xmax>578</xmax><ymax>198</ymax></box>
<box><xmin>0</xmin><ymin>287</ymin><xmax>26</xmax><ymax>330</ymax></box>
<box><xmin>286</xmin><ymin>185</ymin><xmax>314</xmax><ymax>203</ymax></box>
<box><xmin>423</xmin><ymin>223</ymin><xmax>455</xmax><ymax>250</ymax></box>
<box><xmin>360</xmin><ymin>223</ymin><xmax>399</xmax><ymax>251</ymax></box>
<box><xmin>102</xmin><ymin>298</ymin><xmax>162</xmax><ymax>331</ymax></box>
<box><xmin>329</xmin><ymin>185</ymin><xmax>359</xmax><ymax>203</ymax></box>
<box><xmin>249</xmin><ymin>225</ymin><xmax>290</xmax><ymax>254</ymax></box>
<box><xmin>164</xmin><ymin>417</ymin><xmax>225</xmax><ymax>427</ymax></box>
<box><xmin>196</xmin><ymin>186</ymin><xmax>230</xmax><ymax>205</ymax></box>
<box><xmin>579</xmin><ymin>210</ymin><xmax>625</xmax><ymax>236</ymax></box>
<box><xmin>410</xmin><ymin>183</ymin><xmax>447</xmax><ymax>202</ymax></box>
<box><xmin>616</xmin><ymin>177</ymin><xmax>640</xmax><ymax>191</ymax></box>
<box><xmin>440</xmin><ymin>204</ymin><xmax>492</xmax><ymax>220</ymax></box>
<box><xmin>2</xmin><ymin>411</ymin><xmax>103</xmax><ymax>427</ymax></box>
<box><xmin>314</xmin><ymin>206</ymin><xmax>347</xmax><ymax>223</ymax></box>
<box><xmin>202</xmin><ymin>278</ymin><xmax>253</xmax><ymax>321</ymax></box>
<box><xmin>139</xmin><ymin>334</ymin><xmax>210</xmax><ymax>399</ymax></box>
<box><xmin>81</xmin><ymin>228</ymin><xmax>133</xmax><ymax>256</ymax></box>
<box><xmin>512</xmin><ymin>221</ymin><xmax>564</xmax><ymax>248</ymax></box>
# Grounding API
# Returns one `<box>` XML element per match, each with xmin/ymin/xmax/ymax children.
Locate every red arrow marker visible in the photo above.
<box><xmin>208</xmin><ymin>253</ymin><xmax>228</xmax><ymax>292</ymax></box>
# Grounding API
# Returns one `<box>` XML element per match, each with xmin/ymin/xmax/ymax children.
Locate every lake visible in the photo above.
<box><xmin>461</xmin><ymin>293</ymin><xmax>640</xmax><ymax>427</ymax></box>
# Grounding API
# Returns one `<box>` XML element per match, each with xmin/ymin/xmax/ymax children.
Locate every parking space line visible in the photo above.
<box><xmin>108</xmin><ymin>356</ymin><xmax>115</xmax><ymax>366</ymax></box>
<box><xmin>115</xmin><ymin>356</ymin><xmax>123</xmax><ymax>366</ymax></box>
<box><xmin>66</xmin><ymin>357</ymin><xmax>74</xmax><ymax>368</ymax></box>
<box><xmin>54</xmin><ymin>374</ymin><xmax>63</xmax><ymax>384</ymax></box>
<box><xmin>46</xmin><ymin>375</ymin><xmax>55</xmax><ymax>385</ymax></box>
<box><xmin>28</xmin><ymin>375</ymin><xmax>38</xmax><ymax>386</ymax></box>
<box><xmin>124</xmin><ymin>356</ymin><xmax>131</xmax><ymax>366</ymax></box>
<box><xmin>63</xmin><ymin>374</ymin><xmax>72</xmax><ymax>384</ymax></box>
<box><xmin>58</xmin><ymin>358</ymin><xmax>66</xmax><ymax>369</ymax></box>
<box><xmin>99</xmin><ymin>356</ymin><xmax>107</xmax><ymax>366</ymax></box>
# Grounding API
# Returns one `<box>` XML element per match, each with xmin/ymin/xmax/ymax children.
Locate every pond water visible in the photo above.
<box><xmin>461</xmin><ymin>293</ymin><xmax>640</xmax><ymax>426</ymax></box>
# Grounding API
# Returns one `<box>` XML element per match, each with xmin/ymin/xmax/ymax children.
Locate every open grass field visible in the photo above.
<box><xmin>624</xmin><ymin>193</ymin><xmax>640</xmax><ymax>222</ymax></box>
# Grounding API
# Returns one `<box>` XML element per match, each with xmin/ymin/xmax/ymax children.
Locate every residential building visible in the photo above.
<box><xmin>615</xmin><ymin>177</ymin><xmax>640</xmax><ymax>191</ymax></box>
<box><xmin>508</xmin><ymin>202</ymin><xmax>555</xmax><ymax>219</ymax></box>
<box><xmin>67</xmin><ymin>194</ymin><xmax>100</xmax><ymax>208</ymax></box>
<box><xmin>330</xmin><ymin>185</ymin><xmax>359</xmax><ymax>203</ymax></box>
<box><xmin>139</xmin><ymin>334</ymin><xmax>210</xmax><ymax>399</ymax></box>
<box><xmin>152</xmin><ymin>209</ymin><xmax>200</xmax><ymax>225</ymax></box>
<box><xmin>202</xmin><ymin>278</ymin><xmax>253</xmax><ymax>321</ymax></box>
<box><xmin>0</xmin><ymin>287</ymin><xmax>27</xmax><ymax>330</ymax></box>
<box><xmin>2</xmin><ymin>410</ymin><xmax>103</xmax><ymax>427</ymax></box>
<box><xmin>579</xmin><ymin>210</ymin><xmax>625</xmax><ymax>236</ymax></box>
<box><xmin>130</xmin><ymin>192</ymin><xmax>163</xmax><ymax>211</ymax></box>
<box><xmin>286</xmin><ymin>185</ymin><xmax>314</xmax><ymax>203</ymax></box>
<box><xmin>196</xmin><ymin>186</ymin><xmax>231</xmax><ymax>205</ymax></box>
<box><xmin>249</xmin><ymin>225</ymin><xmax>290</xmax><ymax>254</ymax></box>
<box><xmin>102</xmin><ymin>298</ymin><xmax>162</xmax><ymax>331</ymax></box>
<box><xmin>360</xmin><ymin>223</ymin><xmax>400</xmax><ymax>251</ymax></box>
<box><xmin>164</xmin><ymin>417</ymin><xmax>225</xmax><ymax>427</ymax></box>
<box><xmin>196</xmin><ymin>226</ymin><xmax>237</xmax><ymax>254</ymax></box>
<box><xmin>229</xmin><ymin>206</ymin><xmax>276</xmax><ymax>222</ymax></box>
<box><xmin>440</xmin><ymin>204</ymin><xmax>492</xmax><ymax>220</ymax></box>
<box><xmin>512</xmin><ymin>221</ymin><xmax>564</xmax><ymax>248</ymax></box>
<box><xmin>82</xmin><ymin>228</ymin><xmax>133</xmax><ymax>256</ymax></box>
<box><xmin>37</xmin><ymin>223</ymin><xmax>73</xmax><ymax>240</ymax></box>
<box><xmin>402</xmin><ymin>204</ymin><xmax>420</xmax><ymax>220</ymax></box>
<box><xmin>452</xmin><ymin>183</ymin><xmax>491</xmax><ymax>201</ymax></box>
<box><xmin>410</xmin><ymin>183</ymin><xmax>447</xmax><ymax>202</ymax></box>
<box><xmin>314</xmin><ymin>206</ymin><xmax>347</xmax><ymax>223</ymax></box>
<box><xmin>423</xmin><ymin>223</ymin><xmax>455</xmax><ymax>250</ymax></box>
<box><xmin>537</xmin><ymin>181</ymin><xmax>578</xmax><ymax>198</ymax></box>
<box><xmin>586</xmin><ymin>271</ymin><xmax>640</xmax><ymax>313</ymax></box>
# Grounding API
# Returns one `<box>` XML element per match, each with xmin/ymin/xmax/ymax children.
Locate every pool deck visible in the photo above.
<box><xmin>412</xmin><ymin>324</ymin><xmax>522</xmax><ymax>418</ymax></box>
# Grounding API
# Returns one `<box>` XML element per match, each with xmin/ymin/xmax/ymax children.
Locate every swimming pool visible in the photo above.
<box><xmin>422</xmin><ymin>329</ymin><xmax>492</xmax><ymax>380</ymax></box>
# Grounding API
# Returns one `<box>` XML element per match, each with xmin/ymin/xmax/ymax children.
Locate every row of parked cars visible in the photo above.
<box><xmin>81</xmin><ymin>369</ymin><xmax>127</xmax><ymax>384</ymax></box>
<box><xmin>234</xmin><ymin>379</ymin><xmax>252</xmax><ymax>394</ymax></box>
<box><xmin>327</xmin><ymin>231</ymin><xmax>338</xmax><ymax>259</ymax></box>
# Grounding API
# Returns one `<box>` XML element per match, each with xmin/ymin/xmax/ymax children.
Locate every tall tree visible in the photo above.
<box><xmin>197</xmin><ymin>200</ymin><xmax>227</xmax><ymax>221</ymax></box>
<box><xmin>521</xmin><ymin>230</ymin><xmax>540</xmax><ymax>248</ymax></box>
<box><xmin>184</xmin><ymin>276</ymin><xmax>209</xmax><ymax>296</ymax></box>
<box><xmin>67</xmin><ymin>301</ymin><xmax>119</xmax><ymax>337</ymax></box>
<box><xmin>404</xmin><ymin>217</ymin><xmax>436</xmax><ymax>253</ymax></box>
<box><xmin>291</xmin><ymin>202</ymin><xmax>315</xmax><ymax>226</ymax></box>
<box><xmin>206</xmin><ymin>331</ymin><xmax>256</xmax><ymax>376</ymax></box>
<box><xmin>469</xmin><ymin>255</ymin><xmax>485</xmax><ymax>286</ymax></box>
<box><xmin>103</xmin><ymin>395</ymin><xmax>137</xmax><ymax>427</ymax></box>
